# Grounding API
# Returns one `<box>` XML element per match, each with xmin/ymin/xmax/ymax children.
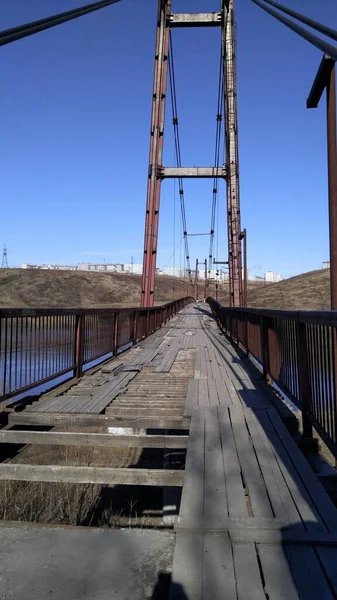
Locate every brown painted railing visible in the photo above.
<box><xmin>0</xmin><ymin>297</ymin><xmax>194</xmax><ymax>404</ymax></box>
<box><xmin>207</xmin><ymin>297</ymin><xmax>337</xmax><ymax>459</ymax></box>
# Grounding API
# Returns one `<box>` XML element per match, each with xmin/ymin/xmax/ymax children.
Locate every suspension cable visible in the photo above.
<box><xmin>208</xmin><ymin>41</ymin><xmax>224</xmax><ymax>274</ymax></box>
<box><xmin>0</xmin><ymin>0</ymin><xmax>120</xmax><ymax>47</ymax></box>
<box><xmin>168</xmin><ymin>32</ymin><xmax>192</xmax><ymax>281</ymax></box>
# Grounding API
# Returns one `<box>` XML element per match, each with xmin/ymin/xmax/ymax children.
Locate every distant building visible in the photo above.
<box><xmin>265</xmin><ymin>271</ymin><xmax>282</xmax><ymax>283</ymax></box>
<box><xmin>21</xmin><ymin>263</ymin><xmax>76</xmax><ymax>270</ymax></box>
<box><xmin>123</xmin><ymin>263</ymin><xmax>143</xmax><ymax>275</ymax></box>
<box><xmin>77</xmin><ymin>263</ymin><xmax>124</xmax><ymax>272</ymax></box>
<box><xmin>158</xmin><ymin>267</ymin><xmax>185</xmax><ymax>278</ymax></box>
<box><xmin>322</xmin><ymin>261</ymin><xmax>330</xmax><ymax>269</ymax></box>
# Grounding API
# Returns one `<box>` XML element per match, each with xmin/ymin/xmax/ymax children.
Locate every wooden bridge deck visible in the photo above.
<box><xmin>2</xmin><ymin>303</ymin><xmax>337</xmax><ymax>598</ymax></box>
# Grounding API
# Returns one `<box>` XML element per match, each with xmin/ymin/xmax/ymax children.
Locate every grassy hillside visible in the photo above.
<box><xmin>0</xmin><ymin>267</ymin><xmax>330</xmax><ymax>310</ymax></box>
<box><xmin>248</xmin><ymin>269</ymin><xmax>330</xmax><ymax>310</ymax></box>
<box><xmin>0</xmin><ymin>269</ymin><xmax>192</xmax><ymax>308</ymax></box>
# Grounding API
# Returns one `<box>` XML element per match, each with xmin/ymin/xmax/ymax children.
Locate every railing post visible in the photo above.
<box><xmin>74</xmin><ymin>314</ymin><xmax>84</xmax><ymax>379</ymax></box>
<box><xmin>146</xmin><ymin>310</ymin><xmax>150</xmax><ymax>336</ymax></box>
<box><xmin>133</xmin><ymin>311</ymin><xmax>137</xmax><ymax>345</ymax></box>
<box><xmin>245</xmin><ymin>311</ymin><xmax>249</xmax><ymax>357</ymax></box>
<box><xmin>296</xmin><ymin>319</ymin><xmax>313</xmax><ymax>438</ymax></box>
<box><xmin>113</xmin><ymin>312</ymin><xmax>119</xmax><ymax>357</ymax></box>
<box><xmin>260</xmin><ymin>315</ymin><xmax>269</xmax><ymax>381</ymax></box>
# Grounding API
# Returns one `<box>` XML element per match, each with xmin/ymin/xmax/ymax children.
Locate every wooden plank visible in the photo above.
<box><xmin>285</xmin><ymin>545</ymin><xmax>334</xmax><ymax>600</ymax></box>
<box><xmin>317</xmin><ymin>547</ymin><xmax>337</xmax><ymax>595</ymax></box>
<box><xmin>101</xmin><ymin>361</ymin><xmax>124</xmax><ymax>374</ymax></box>
<box><xmin>0</xmin><ymin>464</ymin><xmax>185</xmax><ymax>486</ymax></box>
<box><xmin>9</xmin><ymin>412</ymin><xmax>191</xmax><ymax>429</ymax></box>
<box><xmin>198</xmin><ymin>380</ymin><xmax>209</xmax><ymax>407</ymax></box>
<box><xmin>184</xmin><ymin>379</ymin><xmax>198</xmax><ymax>416</ymax></box>
<box><xmin>179</xmin><ymin>407</ymin><xmax>205</xmax><ymax>525</ymax></box>
<box><xmin>229</xmin><ymin>406</ymin><xmax>274</xmax><ymax>518</ymax></box>
<box><xmin>244</xmin><ymin>410</ymin><xmax>301</xmax><ymax>524</ymax></box>
<box><xmin>217</xmin><ymin>407</ymin><xmax>248</xmax><ymax>518</ymax></box>
<box><xmin>258</xmin><ymin>544</ymin><xmax>300</xmax><ymax>600</ymax></box>
<box><xmin>169</xmin><ymin>533</ymin><xmax>203</xmax><ymax>600</ymax></box>
<box><xmin>105</xmin><ymin>408</ymin><xmax>183</xmax><ymax>417</ymax></box>
<box><xmin>233</xmin><ymin>543</ymin><xmax>266</xmax><ymax>600</ymax></box>
<box><xmin>203</xmin><ymin>534</ymin><xmax>236</xmax><ymax>600</ymax></box>
<box><xmin>176</xmin><ymin>516</ymin><xmax>289</xmax><ymax>532</ymax></box>
<box><xmin>204</xmin><ymin>407</ymin><xmax>228</xmax><ymax>524</ymax></box>
<box><xmin>214</xmin><ymin>377</ymin><xmax>233</xmax><ymax>406</ymax></box>
<box><xmin>207</xmin><ymin>379</ymin><xmax>219</xmax><ymax>406</ymax></box>
<box><xmin>261</xmin><ymin>409</ymin><xmax>337</xmax><ymax>531</ymax></box>
<box><xmin>0</xmin><ymin>431</ymin><xmax>189</xmax><ymax>448</ymax></box>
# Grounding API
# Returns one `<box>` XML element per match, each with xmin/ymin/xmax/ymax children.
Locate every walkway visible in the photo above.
<box><xmin>0</xmin><ymin>303</ymin><xmax>337</xmax><ymax>599</ymax></box>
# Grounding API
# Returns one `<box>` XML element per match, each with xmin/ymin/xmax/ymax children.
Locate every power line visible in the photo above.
<box><xmin>168</xmin><ymin>32</ymin><xmax>192</xmax><ymax>281</ymax></box>
<box><xmin>0</xmin><ymin>0</ymin><xmax>120</xmax><ymax>47</ymax></box>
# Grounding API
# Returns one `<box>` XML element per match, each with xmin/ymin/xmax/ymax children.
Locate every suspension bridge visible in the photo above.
<box><xmin>0</xmin><ymin>1</ymin><xmax>337</xmax><ymax>598</ymax></box>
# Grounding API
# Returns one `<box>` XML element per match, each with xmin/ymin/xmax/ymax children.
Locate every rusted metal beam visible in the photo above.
<box><xmin>307</xmin><ymin>58</ymin><xmax>337</xmax><ymax>310</ymax></box>
<box><xmin>223</xmin><ymin>1</ymin><xmax>243</xmax><ymax>307</ymax></box>
<box><xmin>169</xmin><ymin>13</ymin><xmax>222</xmax><ymax>28</ymax></box>
<box><xmin>141</xmin><ymin>0</ymin><xmax>171</xmax><ymax>307</ymax></box>
<box><xmin>159</xmin><ymin>166</ymin><xmax>227</xmax><ymax>178</ymax></box>
<box><xmin>239</xmin><ymin>229</ymin><xmax>248</xmax><ymax>306</ymax></box>
<box><xmin>307</xmin><ymin>55</ymin><xmax>335</xmax><ymax>109</ymax></box>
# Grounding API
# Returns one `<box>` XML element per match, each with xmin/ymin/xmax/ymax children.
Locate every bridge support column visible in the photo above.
<box><xmin>141</xmin><ymin>0</ymin><xmax>171</xmax><ymax>307</ymax></box>
<box><xmin>223</xmin><ymin>0</ymin><xmax>243</xmax><ymax>306</ymax></box>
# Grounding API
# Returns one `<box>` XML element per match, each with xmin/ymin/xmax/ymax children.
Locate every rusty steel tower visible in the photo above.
<box><xmin>141</xmin><ymin>0</ymin><xmax>242</xmax><ymax>307</ymax></box>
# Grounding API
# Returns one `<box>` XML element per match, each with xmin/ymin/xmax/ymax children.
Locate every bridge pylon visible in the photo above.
<box><xmin>141</xmin><ymin>0</ymin><xmax>243</xmax><ymax>307</ymax></box>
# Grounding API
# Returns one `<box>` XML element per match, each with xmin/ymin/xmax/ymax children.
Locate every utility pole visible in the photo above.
<box><xmin>195</xmin><ymin>259</ymin><xmax>199</xmax><ymax>300</ymax></box>
<box><xmin>131</xmin><ymin>256</ymin><xmax>134</xmax><ymax>274</ymax></box>
<box><xmin>204</xmin><ymin>258</ymin><xmax>208</xmax><ymax>301</ymax></box>
<box><xmin>1</xmin><ymin>244</ymin><xmax>8</xmax><ymax>268</ymax></box>
<box><xmin>141</xmin><ymin>0</ymin><xmax>243</xmax><ymax>307</ymax></box>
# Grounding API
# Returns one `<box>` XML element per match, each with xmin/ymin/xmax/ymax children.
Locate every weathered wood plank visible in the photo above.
<box><xmin>0</xmin><ymin>464</ymin><xmax>185</xmax><ymax>486</ymax></box>
<box><xmin>244</xmin><ymin>410</ymin><xmax>300</xmax><ymax>524</ymax></box>
<box><xmin>169</xmin><ymin>533</ymin><xmax>203</xmax><ymax>600</ymax></box>
<box><xmin>179</xmin><ymin>407</ymin><xmax>205</xmax><ymax>526</ymax></box>
<box><xmin>258</xmin><ymin>544</ymin><xmax>300</xmax><ymax>600</ymax></box>
<box><xmin>0</xmin><ymin>430</ymin><xmax>189</xmax><ymax>448</ymax></box>
<box><xmin>233</xmin><ymin>543</ymin><xmax>266</xmax><ymax>599</ymax></box>
<box><xmin>217</xmin><ymin>406</ymin><xmax>248</xmax><ymax>518</ymax></box>
<box><xmin>184</xmin><ymin>379</ymin><xmax>198</xmax><ymax>417</ymax></box>
<box><xmin>285</xmin><ymin>545</ymin><xmax>334</xmax><ymax>600</ymax></box>
<box><xmin>9</xmin><ymin>412</ymin><xmax>191</xmax><ymax>429</ymax></box>
<box><xmin>204</xmin><ymin>407</ymin><xmax>228</xmax><ymax>524</ymax></box>
<box><xmin>203</xmin><ymin>535</ymin><xmax>236</xmax><ymax>600</ymax></box>
<box><xmin>229</xmin><ymin>406</ymin><xmax>274</xmax><ymax>518</ymax></box>
<box><xmin>317</xmin><ymin>547</ymin><xmax>337</xmax><ymax>595</ymax></box>
<box><xmin>258</xmin><ymin>409</ymin><xmax>334</xmax><ymax>531</ymax></box>
<box><xmin>198</xmin><ymin>380</ymin><xmax>209</xmax><ymax>407</ymax></box>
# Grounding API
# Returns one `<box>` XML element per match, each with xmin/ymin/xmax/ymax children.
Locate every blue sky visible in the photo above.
<box><xmin>0</xmin><ymin>0</ymin><xmax>336</xmax><ymax>278</ymax></box>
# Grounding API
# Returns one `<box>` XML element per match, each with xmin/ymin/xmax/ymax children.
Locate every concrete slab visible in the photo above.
<box><xmin>0</xmin><ymin>524</ymin><xmax>175</xmax><ymax>600</ymax></box>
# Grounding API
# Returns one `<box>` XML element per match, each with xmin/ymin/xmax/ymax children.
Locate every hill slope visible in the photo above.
<box><xmin>248</xmin><ymin>269</ymin><xmax>330</xmax><ymax>310</ymax></box>
<box><xmin>0</xmin><ymin>268</ymin><xmax>330</xmax><ymax>310</ymax></box>
<box><xmin>0</xmin><ymin>269</ymin><xmax>192</xmax><ymax>308</ymax></box>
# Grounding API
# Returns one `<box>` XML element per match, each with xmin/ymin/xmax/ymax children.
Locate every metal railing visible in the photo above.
<box><xmin>207</xmin><ymin>297</ymin><xmax>337</xmax><ymax>459</ymax></box>
<box><xmin>0</xmin><ymin>297</ymin><xmax>194</xmax><ymax>403</ymax></box>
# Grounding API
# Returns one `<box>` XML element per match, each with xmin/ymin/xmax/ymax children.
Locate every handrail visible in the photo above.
<box><xmin>0</xmin><ymin>297</ymin><xmax>194</xmax><ymax>405</ymax></box>
<box><xmin>207</xmin><ymin>297</ymin><xmax>337</xmax><ymax>459</ymax></box>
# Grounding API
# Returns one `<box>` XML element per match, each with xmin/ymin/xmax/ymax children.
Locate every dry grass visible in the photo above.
<box><xmin>248</xmin><ymin>269</ymin><xmax>331</xmax><ymax>310</ymax></box>
<box><xmin>0</xmin><ymin>427</ymin><xmax>170</xmax><ymax>527</ymax></box>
